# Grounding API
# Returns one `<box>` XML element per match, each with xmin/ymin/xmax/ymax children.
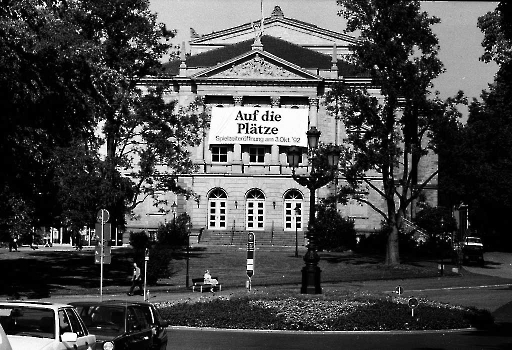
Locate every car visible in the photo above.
<box><xmin>0</xmin><ymin>301</ymin><xmax>96</xmax><ymax>350</ymax></box>
<box><xmin>462</xmin><ymin>236</ymin><xmax>484</xmax><ymax>266</ymax></box>
<box><xmin>0</xmin><ymin>323</ymin><xmax>13</xmax><ymax>350</ymax></box>
<box><xmin>103</xmin><ymin>301</ymin><xmax>168</xmax><ymax>350</ymax></box>
<box><xmin>70</xmin><ymin>301</ymin><xmax>154</xmax><ymax>350</ymax></box>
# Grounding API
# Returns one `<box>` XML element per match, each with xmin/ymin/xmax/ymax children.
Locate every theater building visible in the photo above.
<box><xmin>126</xmin><ymin>6</ymin><xmax>438</xmax><ymax>245</ymax></box>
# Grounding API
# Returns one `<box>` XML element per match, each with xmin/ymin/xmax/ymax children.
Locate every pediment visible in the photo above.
<box><xmin>192</xmin><ymin>50</ymin><xmax>321</xmax><ymax>80</ymax></box>
<box><xmin>192</xmin><ymin>17</ymin><xmax>357</xmax><ymax>49</ymax></box>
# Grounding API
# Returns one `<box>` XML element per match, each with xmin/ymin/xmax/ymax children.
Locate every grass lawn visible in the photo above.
<box><xmin>1</xmin><ymin>245</ymin><xmax>494</xmax><ymax>331</ymax></box>
<box><xmin>2</xmin><ymin>245</ymin><xmax>455</xmax><ymax>298</ymax></box>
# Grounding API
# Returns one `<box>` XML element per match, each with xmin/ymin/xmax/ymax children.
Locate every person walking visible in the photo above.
<box><xmin>127</xmin><ymin>262</ymin><xmax>143</xmax><ymax>296</ymax></box>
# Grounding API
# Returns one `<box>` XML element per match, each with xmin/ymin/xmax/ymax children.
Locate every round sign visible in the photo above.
<box><xmin>97</xmin><ymin>209</ymin><xmax>110</xmax><ymax>223</ymax></box>
<box><xmin>408</xmin><ymin>297</ymin><xmax>419</xmax><ymax>309</ymax></box>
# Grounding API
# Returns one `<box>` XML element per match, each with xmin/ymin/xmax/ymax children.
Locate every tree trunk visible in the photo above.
<box><xmin>385</xmin><ymin>209</ymin><xmax>404</xmax><ymax>265</ymax></box>
<box><xmin>385</xmin><ymin>222</ymin><xmax>400</xmax><ymax>265</ymax></box>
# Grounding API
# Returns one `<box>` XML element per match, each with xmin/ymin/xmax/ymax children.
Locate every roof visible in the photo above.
<box><xmin>190</xmin><ymin>7</ymin><xmax>357</xmax><ymax>45</ymax></box>
<box><xmin>159</xmin><ymin>35</ymin><xmax>368</xmax><ymax>78</ymax></box>
<box><xmin>0</xmin><ymin>301</ymin><xmax>72</xmax><ymax>309</ymax></box>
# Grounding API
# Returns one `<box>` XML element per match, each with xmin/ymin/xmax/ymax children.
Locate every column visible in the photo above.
<box><xmin>194</xmin><ymin>96</ymin><xmax>206</xmax><ymax>172</ymax></box>
<box><xmin>309</xmin><ymin>97</ymin><xmax>318</xmax><ymax>128</ymax></box>
<box><xmin>232</xmin><ymin>95</ymin><xmax>244</xmax><ymax>173</ymax></box>
<box><xmin>270</xmin><ymin>96</ymin><xmax>280</xmax><ymax>173</ymax></box>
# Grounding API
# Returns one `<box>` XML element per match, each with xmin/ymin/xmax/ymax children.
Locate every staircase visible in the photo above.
<box><xmin>199</xmin><ymin>229</ymin><xmax>303</xmax><ymax>248</ymax></box>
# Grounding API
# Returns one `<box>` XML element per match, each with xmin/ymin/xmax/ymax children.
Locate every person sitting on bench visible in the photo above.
<box><xmin>203</xmin><ymin>270</ymin><xmax>218</xmax><ymax>292</ymax></box>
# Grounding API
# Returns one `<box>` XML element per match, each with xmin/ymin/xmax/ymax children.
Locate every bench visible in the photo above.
<box><xmin>191</xmin><ymin>277</ymin><xmax>222</xmax><ymax>292</ymax></box>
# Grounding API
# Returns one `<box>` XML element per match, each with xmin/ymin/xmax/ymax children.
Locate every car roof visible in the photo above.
<box><xmin>0</xmin><ymin>300</ymin><xmax>72</xmax><ymax>310</ymax></box>
<box><xmin>103</xmin><ymin>300</ymin><xmax>152</xmax><ymax>307</ymax></box>
<box><xmin>70</xmin><ymin>300</ymin><xmax>150</xmax><ymax>307</ymax></box>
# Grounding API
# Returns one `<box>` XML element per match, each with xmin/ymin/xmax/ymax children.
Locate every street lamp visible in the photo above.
<box><xmin>294</xmin><ymin>204</ymin><xmax>301</xmax><ymax>258</ymax></box>
<box><xmin>186</xmin><ymin>231</ymin><xmax>191</xmax><ymax>288</ymax></box>
<box><xmin>171</xmin><ymin>201</ymin><xmax>177</xmax><ymax>224</ymax></box>
<box><xmin>287</xmin><ymin>126</ymin><xmax>340</xmax><ymax>294</ymax></box>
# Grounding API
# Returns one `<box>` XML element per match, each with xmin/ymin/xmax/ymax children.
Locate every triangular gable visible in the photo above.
<box><xmin>192</xmin><ymin>50</ymin><xmax>322</xmax><ymax>80</ymax></box>
<box><xmin>191</xmin><ymin>14</ymin><xmax>357</xmax><ymax>49</ymax></box>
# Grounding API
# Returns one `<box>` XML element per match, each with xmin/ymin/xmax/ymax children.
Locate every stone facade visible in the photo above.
<box><xmin>125</xmin><ymin>6</ymin><xmax>438</xmax><ymax>243</ymax></box>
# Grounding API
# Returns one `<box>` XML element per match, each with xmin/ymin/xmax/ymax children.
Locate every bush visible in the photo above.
<box><xmin>129</xmin><ymin>230</ymin><xmax>150</xmax><ymax>253</ymax></box>
<box><xmin>146</xmin><ymin>246</ymin><xmax>173</xmax><ymax>285</ymax></box>
<box><xmin>314</xmin><ymin>205</ymin><xmax>357</xmax><ymax>251</ymax></box>
<box><xmin>155</xmin><ymin>291</ymin><xmax>495</xmax><ymax>331</ymax></box>
<box><xmin>355</xmin><ymin>227</ymin><xmax>388</xmax><ymax>254</ymax></box>
<box><xmin>157</xmin><ymin>213</ymin><xmax>191</xmax><ymax>246</ymax></box>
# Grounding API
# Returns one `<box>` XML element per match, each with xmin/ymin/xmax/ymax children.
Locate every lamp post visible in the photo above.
<box><xmin>439</xmin><ymin>217</ymin><xmax>444</xmax><ymax>276</ymax></box>
<box><xmin>186</xmin><ymin>232</ymin><xmax>191</xmax><ymax>288</ymax></box>
<box><xmin>294</xmin><ymin>204</ymin><xmax>301</xmax><ymax>258</ymax></box>
<box><xmin>287</xmin><ymin>126</ymin><xmax>340</xmax><ymax>294</ymax></box>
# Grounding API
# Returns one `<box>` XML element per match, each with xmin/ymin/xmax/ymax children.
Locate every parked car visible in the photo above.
<box><xmin>0</xmin><ymin>301</ymin><xmax>96</xmax><ymax>350</ymax></box>
<box><xmin>0</xmin><ymin>323</ymin><xmax>13</xmax><ymax>350</ymax></box>
<box><xmin>70</xmin><ymin>301</ymin><xmax>153</xmax><ymax>350</ymax></box>
<box><xmin>462</xmin><ymin>236</ymin><xmax>484</xmax><ymax>266</ymax></box>
<box><xmin>103</xmin><ymin>301</ymin><xmax>168</xmax><ymax>350</ymax></box>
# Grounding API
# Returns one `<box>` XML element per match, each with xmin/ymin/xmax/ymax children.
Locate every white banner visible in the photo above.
<box><xmin>208</xmin><ymin>106</ymin><xmax>308</xmax><ymax>146</ymax></box>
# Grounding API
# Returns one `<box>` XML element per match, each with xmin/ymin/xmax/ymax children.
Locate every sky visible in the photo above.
<box><xmin>149</xmin><ymin>0</ymin><xmax>499</xmax><ymax>115</ymax></box>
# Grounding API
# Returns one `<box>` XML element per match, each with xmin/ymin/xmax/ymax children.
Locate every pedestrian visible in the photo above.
<box><xmin>203</xmin><ymin>269</ymin><xmax>218</xmax><ymax>293</ymax></box>
<box><xmin>30</xmin><ymin>234</ymin><xmax>38</xmax><ymax>250</ymax></box>
<box><xmin>127</xmin><ymin>262</ymin><xmax>143</xmax><ymax>296</ymax></box>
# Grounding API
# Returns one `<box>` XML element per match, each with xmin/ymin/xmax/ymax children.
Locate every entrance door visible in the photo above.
<box><xmin>246</xmin><ymin>189</ymin><xmax>265</xmax><ymax>230</ymax></box>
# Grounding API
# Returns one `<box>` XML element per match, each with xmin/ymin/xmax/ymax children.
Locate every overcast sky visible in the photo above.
<box><xmin>149</xmin><ymin>1</ymin><xmax>499</xmax><ymax>115</ymax></box>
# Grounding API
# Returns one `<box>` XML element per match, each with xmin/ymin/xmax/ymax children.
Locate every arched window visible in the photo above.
<box><xmin>208</xmin><ymin>188</ymin><xmax>227</xmax><ymax>230</ymax></box>
<box><xmin>246</xmin><ymin>189</ymin><xmax>265</xmax><ymax>230</ymax></box>
<box><xmin>284</xmin><ymin>190</ymin><xmax>303</xmax><ymax>231</ymax></box>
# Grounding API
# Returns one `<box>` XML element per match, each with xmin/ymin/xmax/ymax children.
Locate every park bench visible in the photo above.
<box><xmin>191</xmin><ymin>277</ymin><xmax>221</xmax><ymax>292</ymax></box>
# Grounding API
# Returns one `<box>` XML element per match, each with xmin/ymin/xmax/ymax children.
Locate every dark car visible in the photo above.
<box><xmin>104</xmin><ymin>301</ymin><xmax>168</xmax><ymax>350</ymax></box>
<box><xmin>70</xmin><ymin>301</ymin><xmax>153</xmax><ymax>350</ymax></box>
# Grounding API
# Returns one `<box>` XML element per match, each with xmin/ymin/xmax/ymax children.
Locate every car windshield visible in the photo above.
<box><xmin>467</xmin><ymin>237</ymin><xmax>482</xmax><ymax>244</ymax></box>
<box><xmin>75</xmin><ymin>305</ymin><xmax>126</xmax><ymax>337</ymax></box>
<box><xmin>0</xmin><ymin>306</ymin><xmax>55</xmax><ymax>339</ymax></box>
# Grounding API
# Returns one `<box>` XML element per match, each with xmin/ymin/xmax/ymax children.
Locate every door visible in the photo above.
<box><xmin>125</xmin><ymin>307</ymin><xmax>152</xmax><ymax>350</ymax></box>
<box><xmin>59</xmin><ymin>308</ymin><xmax>96</xmax><ymax>350</ymax></box>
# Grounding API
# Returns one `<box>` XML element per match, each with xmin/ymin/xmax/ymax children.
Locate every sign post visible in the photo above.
<box><xmin>144</xmin><ymin>248</ymin><xmax>149</xmax><ymax>301</ymax></box>
<box><xmin>246</xmin><ymin>232</ymin><xmax>255</xmax><ymax>290</ymax></box>
<box><xmin>95</xmin><ymin>209</ymin><xmax>110</xmax><ymax>301</ymax></box>
<box><xmin>408</xmin><ymin>297</ymin><xmax>419</xmax><ymax>317</ymax></box>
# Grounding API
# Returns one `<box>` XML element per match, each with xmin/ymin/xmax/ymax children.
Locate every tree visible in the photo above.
<box><xmin>0</xmin><ymin>0</ymin><xmax>104</xmax><ymax>228</ymax></box>
<box><xmin>440</xmin><ymin>2</ymin><xmax>512</xmax><ymax>249</ymax></box>
<box><xmin>331</xmin><ymin>0</ymin><xmax>448</xmax><ymax>264</ymax></box>
<box><xmin>71</xmin><ymin>0</ymin><xmax>208</xmax><ymax>221</ymax></box>
<box><xmin>1</xmin><ymin>0</ymin><xmax>208</xmax><ymax>235</ymax></box>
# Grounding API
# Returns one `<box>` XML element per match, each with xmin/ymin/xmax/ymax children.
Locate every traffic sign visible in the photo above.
<box><xmin>396</xmin><ymin>285</ymin><xmax>403</xmax><ymax>295</ymax></box>
<box><xmin>94</xmin><ymin>246</ymin><xmax>111</xmax><ymax>264</ymax></box>
<box><xmin>408</xmin><ymin>297</ymin><xmax>419</xmax><ymax>317</ymax></box>
<box><xmin>247</xmin><ymin>232</ymin><xmax>255</xmax><ymax>278</ymax></box>
<box><xmin>97</xmin><ymin>209</ymin><xmax>110</xmax><ymax>223</ymax></box>
<box><xmin>95</xmin><ymin>223</ymin><xmax>111</xmax><ymax>242</ymax></box>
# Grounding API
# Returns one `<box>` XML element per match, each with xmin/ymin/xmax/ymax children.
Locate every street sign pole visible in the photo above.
<box><xmin>96</xmin><ymin>209</ymin><xmax>110</xmax><ymax>302</ymax></box>
<box><xmin>144</xmin><ymin>248</ymin><xmax>149</xmax><ymax>301</ymax></box>
<box><xmin>100</xmin><ymin>214</ymin><xmax>104</xmax><ymax>302</ymax></box>
<box><xmin>247</xmin><ymin>232</ymin><xmax>255</xmax><ymax>290</ymax></box>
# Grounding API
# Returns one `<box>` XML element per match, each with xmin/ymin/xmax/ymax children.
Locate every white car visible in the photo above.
<box><xmin>0</xmin><ymin>301</ymin><xmax>95</xmax><ymax>350</ymax></box>
<box><xmin>0</xmin><ymin>323</ymin><xmax>13</xmax><ymax>350</ymax></box>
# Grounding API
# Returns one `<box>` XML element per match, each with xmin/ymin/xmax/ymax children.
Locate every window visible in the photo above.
<box><xmin>208</xmin><ymin>188</ymin><xmax>228</xmax><ymax>230</ymax></box>
<box><xmin>249</xmin><ymin>146</ymin><xmax>265</xmax><ymax>163</ymax></box>
<box><xmin>246</xmin><ymin>189</ymin><xmax>265</xmax><ymax>230</ymax></box>
<box><xmin>211</xmin><ymin>146</ymin><xmax>228</xmax><ymax>163</ymax></box>
<box><xmin>284</xmin><ymin>190</ymin><xmax>303</xmax><ymax>231</ymax></box>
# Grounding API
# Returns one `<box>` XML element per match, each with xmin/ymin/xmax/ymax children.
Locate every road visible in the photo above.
<box><xmin>167</xmin><ymin>327</ymin><xmax>512</xmax><ymax>350</ymax></box>
<box><xmin>163</xmin><ymin>252</ymin><xmax>512</xmax><ymax>350</ymax></box>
